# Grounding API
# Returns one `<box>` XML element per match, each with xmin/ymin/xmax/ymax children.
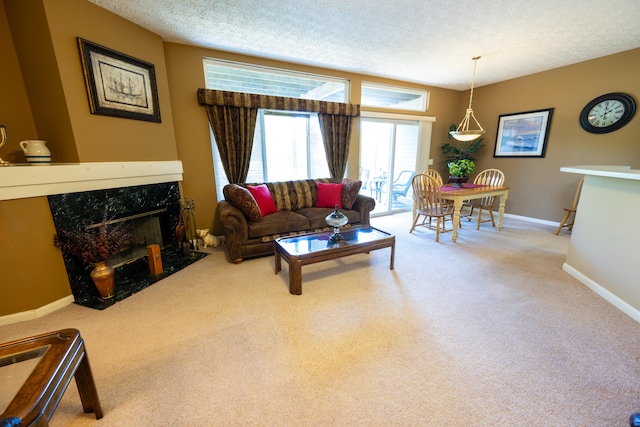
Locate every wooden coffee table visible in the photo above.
<box><xmin>0</xmin><ymin>328</ymin><xmax>103</xmax><ymax>426</ymax></box>
<box><xmin>274</xmin><ymin>226</ymin><xmax>395</xmax><ymax>295</ymax></box>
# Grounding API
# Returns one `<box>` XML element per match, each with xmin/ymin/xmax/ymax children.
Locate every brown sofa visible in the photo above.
<box><xmin>219</xmin><ymin>178</ymin><xmax>375</xmax><ymax>263</ymax></box>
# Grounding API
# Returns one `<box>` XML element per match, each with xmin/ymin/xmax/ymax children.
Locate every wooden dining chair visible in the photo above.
<box><xmin>421</xmin><ymin>168</ymin><xmax>454</xmax><ymax>225</ymax></box>
<box><xmin>422</xmin><ymin>168</ymin><xmax>443</xmax><ymax>186</ymax></box>
<box><xmin>555</xmin><ymin>177</ymin><xmax>584</xmax><ymax>235</ymax></box>
<box><xmin>410</xmin><ymin>174</ymin><xmax>453</xmax><ymax>242</ymax></box>
<box><xmin>465</xmin><ymin>168</ymin><xmax>505</xmax><ymax>230</ymax></box>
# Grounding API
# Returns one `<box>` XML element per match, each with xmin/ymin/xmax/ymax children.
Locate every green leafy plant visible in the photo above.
<box><xmin>441</xmin><ymin>123</ymin><xmax>485</xmax><ymax>164</ymax></box>
<box><xmin>53</xmin><ymin>211</ymin><xmax>132</xmax><ymax>265</ymax></box>
<box><xmin>448</xmin><ymin>159</ymin><xmax>476</xmax><ymax>177</ymax></box>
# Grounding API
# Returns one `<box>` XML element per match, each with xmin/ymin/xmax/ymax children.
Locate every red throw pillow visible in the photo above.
<box><xmin>316</xmin><ymin>182</ymin><xmax>343</xmax><ymax>208</ymax></box>
<box><xmin>247</xmin><ymin>184</ymin><xmax>278</xmax><ymax>217</ymax></box>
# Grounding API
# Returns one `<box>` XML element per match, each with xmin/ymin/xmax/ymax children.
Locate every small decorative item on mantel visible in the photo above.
<box><xmin>0</xmin><ymin>125</ymin><xmax>9</xmax><ymax>166</ymax></box>
<box><xmin>447</xmin><ymin>159</ymin><xmax>476</xmax><ymax>188</ymax></box>
<box><xmin>20</xmin><ymin>140</ymin><xmax>51</xmax><ymax>165</ymax></box>
<box><xmin>325</xmin><ymin>204</ymin><xmax>348</xmax><ymax>242</ymax></box>
<box><xmin>53</xmin><ymin>211</ymin><xmax>132</xmax><ymax>299</ymax></box>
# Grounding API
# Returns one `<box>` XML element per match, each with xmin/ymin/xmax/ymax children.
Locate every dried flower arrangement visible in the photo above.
<box><xmin>53</xmin><ymin>212</ymin><xmax>132</xmax><ymax>265</ymax></box>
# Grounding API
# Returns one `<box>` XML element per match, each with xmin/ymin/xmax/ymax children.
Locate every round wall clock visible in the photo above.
<box><xmin>580</xmin><ymin>92</ymin><xmax>636</xmax><ymax>134</ymax></box>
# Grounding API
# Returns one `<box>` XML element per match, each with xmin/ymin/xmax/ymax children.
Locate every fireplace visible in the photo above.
<box><xmin>87</xmin><ymin>207</ymin><xmax>171</xmax><ymax>269</ymax></box>
<box><xmin>48</xmin><ymin>182</ymin><xmax>205</xmax><ymax>310</ymax></box>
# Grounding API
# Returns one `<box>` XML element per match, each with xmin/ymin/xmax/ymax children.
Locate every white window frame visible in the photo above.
<box><xmin>203</xmin><ymin>58</ymin><xmax>349</xmax><ymax>102</ymax></box>
<box><xmin>361</xmin><ymin>82</ymin><xmax>429</xmax><ymax>112</ymax></box>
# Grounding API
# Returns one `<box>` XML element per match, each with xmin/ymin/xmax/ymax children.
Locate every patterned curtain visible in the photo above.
<box><xmin>317</xmin><ymin>113</ymin><xmax>353</xmax><ymax>178</ymax></box>
<box><xmin>204</xmin><ymin>104</ymin><xmax>257</xmax><ymax>183</ymax></box>
<box><xmin>198</xmin><ymin>89</ymin><xmax>359</xmax><ymax>181</ymax></box>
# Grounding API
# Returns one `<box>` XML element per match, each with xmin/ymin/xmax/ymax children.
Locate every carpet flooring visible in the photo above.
<box><xmin>1</xmin><ymin>212</ymin><xmax>639</xmax><ymax>426</ymax></box>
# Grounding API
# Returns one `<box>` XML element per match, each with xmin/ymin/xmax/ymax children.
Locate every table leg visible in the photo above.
<box><xmin>497</xmin><ymin>191</ymin><xmax>508</xmax><ymax>230</ymax></box>
<box><xmin>451</xmin><ymin>198</ymin><xmax>463</xmax><ymax>242</ymax></box>
<box><xmin>389</xmin><ymin>240</ymin><xmax>395</xmax><ymax>270</ymax></box>
<box><xmin>289</xmin><ymin>260</ymin><xmax>302</xmax><ymax>295</ymax></box>
<box><xmin>274</xmin><ymin>248</ymin><xmax>281</xmax><ymax>274</ymax></box>
<box><xmin>74</xmin><ymin>350</ymin><xmax>103</xmax><ymax>418</ymax></box>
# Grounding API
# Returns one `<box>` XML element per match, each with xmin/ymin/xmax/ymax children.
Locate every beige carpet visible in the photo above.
<box><xmin>2</xmin><ymin>212</ymin><xmax>640</xmax><ymax>426</ymax></box>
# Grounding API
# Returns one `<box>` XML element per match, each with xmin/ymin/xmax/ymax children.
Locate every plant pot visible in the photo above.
<box><xmin>90</xmin><ymin>261</ymin><xmax>115</xmax><ymax>299</ymax></box>
<box><xmin>448</xmin><ymin>176</ymin><xmax>468</xmax><ymax>188</ymax></box>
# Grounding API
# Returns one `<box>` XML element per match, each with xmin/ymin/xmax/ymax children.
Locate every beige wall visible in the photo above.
<box><xmin>0</xmin><ymin>0</ymin><xmax>181</xmax><ymax>316</ymax></box>
<box><xmin>0</xmin><ymin>0</ymin><xmax>38</xmax><ymax>162</ymax></box>
<box><xmin>163</xmin><ymin>42</ymin><xmax>461</xmax><ymax>232</ymax></box>
<box><xmin>466</xmin><ymin>49</ymin><xmax>640</xmax><ymax>221</ymax></box>
<box><xmin>1</xmin><ymin>0</ymin><xmax>639</xmax><ymax>317</ymax></box>
<box><xmin>0</xmin><ymin>0</ymin><xmax>71</xmax><ymax>316</ymax></box>
<box><xmin>167</xmin><ymin>44</ymin><xmax>640</xmax><ymax>229</ymax></box>
<box><xmin>4</xmin><ymin>0</ymin><xmax>178</xmax><ymax>163</ymax></box>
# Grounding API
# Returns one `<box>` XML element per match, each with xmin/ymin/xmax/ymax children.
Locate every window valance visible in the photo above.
<box><xmin>197</xmin><ymin>89</ymin><xmax>360</xmax><ymax>117</ymax></box>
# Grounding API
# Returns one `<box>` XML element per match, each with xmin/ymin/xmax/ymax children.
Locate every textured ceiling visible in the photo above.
<box><xmin>88</xmin><ymin>0</ymin><xmax>640</xmax><ymax>90</ymax></box>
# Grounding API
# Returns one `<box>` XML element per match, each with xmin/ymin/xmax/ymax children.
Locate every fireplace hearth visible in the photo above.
<box><xmin>49</xmin><ymin>182</ymin><xmax>205</xmax><ymax>310</ymax></box>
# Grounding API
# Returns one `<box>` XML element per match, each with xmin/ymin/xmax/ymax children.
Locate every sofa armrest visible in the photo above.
<box><xmin>218</xmin><ymin>200</ymin><xmax>249</xmax><ymax>263</ymax></box>
<box><xmin>352</xmin><ymin>194</ymin><xmax>375</xmax><ymax>225</ymax></box>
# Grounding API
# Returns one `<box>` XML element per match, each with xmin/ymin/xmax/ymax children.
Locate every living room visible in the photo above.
<box><xmin>2</xmin><ymin>0</ymin><xmax>640</xmax><ymax>425</ymax></box>
<box><xmin>1</xmin><ymin>0</ymin><xmax>639</xmax><ymax>320</ymax></box>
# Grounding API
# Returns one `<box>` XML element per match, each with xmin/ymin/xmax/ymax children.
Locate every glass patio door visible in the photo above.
<box><xmin>359</xmin><ymin>118</ymin><xmax>419</xmax><ymax>216</ymax></box>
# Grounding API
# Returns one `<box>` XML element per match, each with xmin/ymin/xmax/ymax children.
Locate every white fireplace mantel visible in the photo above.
<box><xmin>0</xmin><ymin>161</ymin><xmax>183</xmax><ymax>201</ymax></box>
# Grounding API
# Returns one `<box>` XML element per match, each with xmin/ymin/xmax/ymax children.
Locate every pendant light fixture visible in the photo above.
<box><xmin>449</xmin><ymin>56</ymin><xmax>485</xmax><ymax>142</ymax></box>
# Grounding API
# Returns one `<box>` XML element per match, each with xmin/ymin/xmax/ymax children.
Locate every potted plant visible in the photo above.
<box><xmin>54</xmin><ymin>212</ymin><xmax>132</xmax><ymax>299</ymax></box>
<box><xmin>448</xmin><ymin>159</ymin><xmax>476</xmax><ymax>187</ymax></box>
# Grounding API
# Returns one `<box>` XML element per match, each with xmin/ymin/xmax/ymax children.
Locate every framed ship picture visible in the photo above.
<box><xmin>77</xmin><ymin>38</ymin><xmax>161</xmax><ymax>123</ymax></box>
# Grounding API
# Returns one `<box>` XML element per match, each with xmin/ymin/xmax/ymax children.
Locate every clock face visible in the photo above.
<box><xmin>587</xmin><ymin>99</ymin><xmax>625</xmax><ymax>128</ymax></box>
<box><xmin>580</xmin><ymin>93</ymin><xmax>636</xmax><ymax>134</ymax></box>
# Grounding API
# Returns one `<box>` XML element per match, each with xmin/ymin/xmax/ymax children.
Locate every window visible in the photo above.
<box><xmin>361</xmin><ymin>82</ymin><xmax>428</xmax><ymax>112</ymax></box>
<box><xmin>203</xmin><ymin>58</ymin><xmax>349</xmax><ymax>101</ymax></box>
<box><xmin>236</xmin><ymin>110</ymin><xmax>328</xmax><ymax>183</ymax></box>
<box><xmin>204</xmin><ymin>59</ymin><xmax>347</xmax><ymax>198</ymax></box>
<box><xmin>211</xmin><ymin>110</ymin><xmax>330</xmax><ymax>194</ymax></box>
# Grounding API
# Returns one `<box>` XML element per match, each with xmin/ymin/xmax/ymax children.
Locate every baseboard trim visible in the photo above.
<box><xmin>502</xmin><ymin>212</ymin><xmax>558</xmax><ymax>227</ymax></box>
<box><xmin>0</xmin><ymin>295</ymin><xmax>75</xmax><ymax>327</ymax></box>
<box><xmin>562</xmin><ymin>263</ymin><xmax>640</xmax><ymax>324</ymax></box>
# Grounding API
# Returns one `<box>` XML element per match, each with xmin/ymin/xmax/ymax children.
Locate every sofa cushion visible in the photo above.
<box><xmin>247</xmin><ymin>210</ymin><xmax>311</xmax><ymax>238</ymax></box>
<box><xmin>248</xmin><ymin>184</ymin><xmax>278</xmax><ymax>217</ymax></box>
<box><xmin>266</xmin><ymin>179</ymin><xmax>318</xmax><ymax>211</ymax></box>
<box><xmin>341</xmin><ymin>179</ymin><xmax>363</xmax><ymax>209</ymax></box>
<box><xmin>316</xmin><ymin>182</ymin><xmax>344</xmax><ymax>208</ymax></box>
<box><xmin>225</xmin><ymin>184</ymin><xmax>262</xmax><ymax>222</ymax></box>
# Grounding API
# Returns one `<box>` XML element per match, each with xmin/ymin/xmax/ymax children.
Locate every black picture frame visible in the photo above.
<box><xmin>77</xmin><ymin>38</ymin><xmax>161</xmax><ymax>123</ymax></box>
<box><xmin>493</xmin><ymin>108</ymin><xmax>553</xmax><ymax>158</ymax></box>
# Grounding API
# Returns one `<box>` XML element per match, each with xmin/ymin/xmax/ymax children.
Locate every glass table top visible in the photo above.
<box><xmin>275</xmin><ymin>226</ymin><xmax>393</xmax><ymax>256</ymax></box>
<box><xmin>0</xmin><ymin>345</ymin><xmax>49</xmax><ymax>413</ymax></box>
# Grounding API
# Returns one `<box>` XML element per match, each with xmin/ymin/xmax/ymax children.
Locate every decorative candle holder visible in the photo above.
<box><xmin>325</xmin><ymin>204</ymin><xmax>348</xmax><ymax>242</ymax></box>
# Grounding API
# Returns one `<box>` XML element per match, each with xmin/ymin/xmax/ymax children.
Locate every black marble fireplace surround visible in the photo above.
<box><xmin>48</xmin><ymin>182</ymin><xmax>205</xmax><ymax>310</ymax></box>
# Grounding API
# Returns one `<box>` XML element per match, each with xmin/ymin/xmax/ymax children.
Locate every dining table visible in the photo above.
<box><xmin>439</xmin><ymin>183</ymin><xmax>510</xmax><ymax>242</ymax></box>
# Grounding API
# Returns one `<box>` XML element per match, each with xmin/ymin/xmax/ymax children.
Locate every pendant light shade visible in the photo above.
<box><xmin>449</xmin><ymin>56</ymin><xmax>485</xmax><ymax>142</ymax></box>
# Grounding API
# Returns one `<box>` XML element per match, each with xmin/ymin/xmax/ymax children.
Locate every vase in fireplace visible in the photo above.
<box><xmin>90</xmin><ymin>261</ymin><xmax>115</xmax><ymax>299</ymax></box>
